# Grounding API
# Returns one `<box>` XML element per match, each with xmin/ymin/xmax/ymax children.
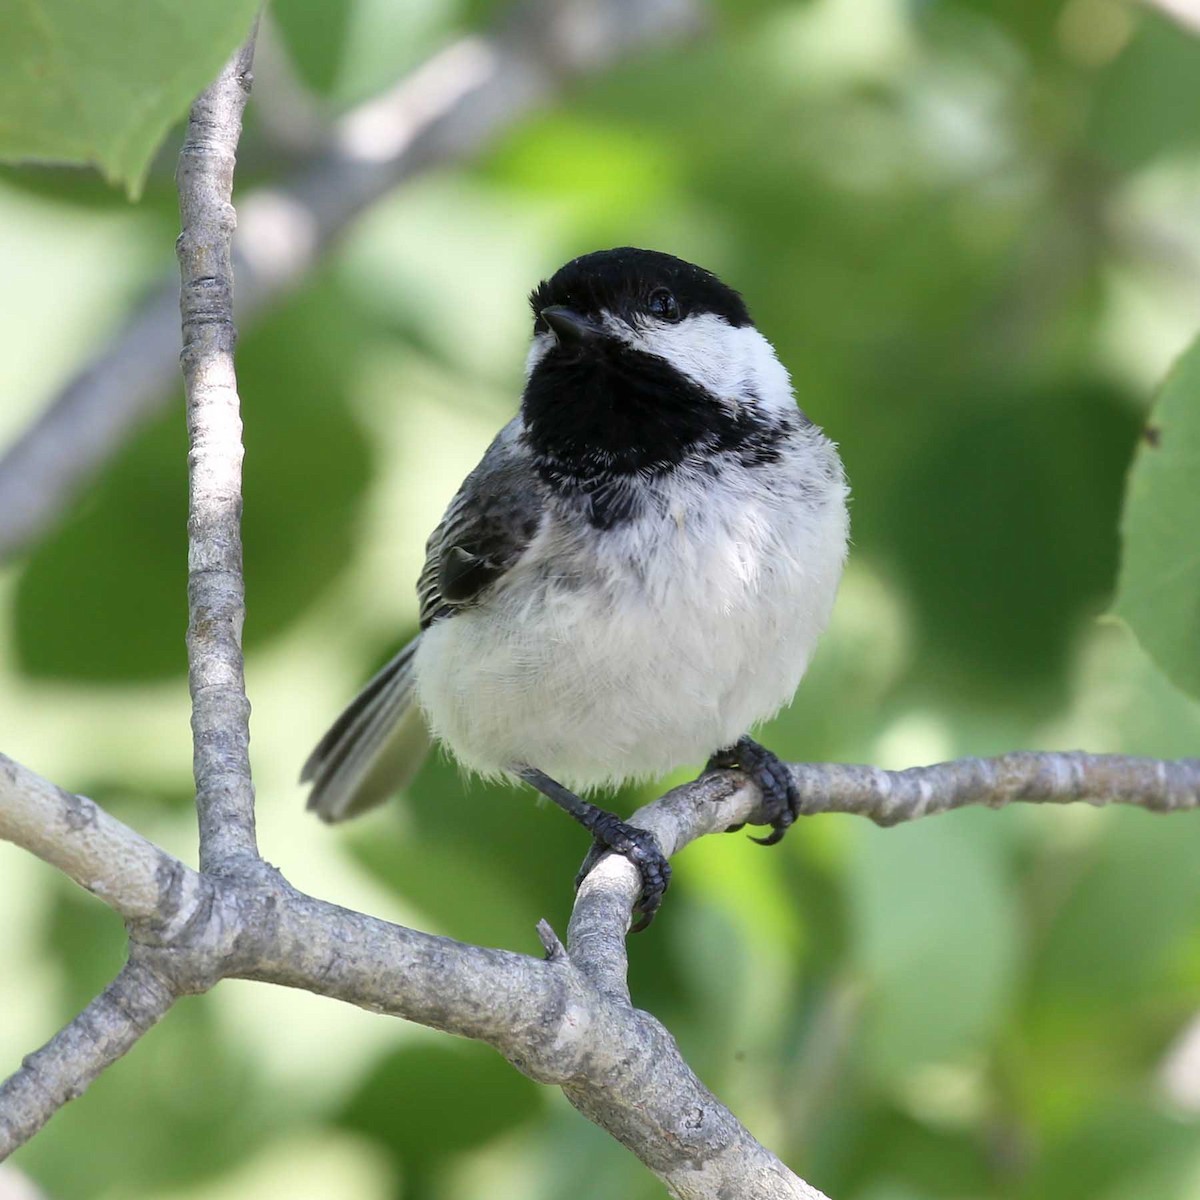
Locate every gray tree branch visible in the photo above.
<box><xmin>0</xmin><ymin>954</ymin><xmax>176</xmax><ymax>1154</ymax></box>
<box><xmin>0</xmin><ymin>0</ymin><xmax>703</xmax><ymax>565</ymax></box>
<box><xmin>4</xmin><ymin>745</ymin><xmax>1198</xmax><ymax>1183</ymax></box>
<box><xmin>177</xmin><ymin>27</ymin><xmax>261</xmax><ymax>874</ymax></box>
<box><xmin>0</xmin><ymin>12</ymin><xmax>822</xmax><ymax>1190</ymax></box>
<box><xmin>0</xmin><ymin>745</ymin><xmax>824</xmax><ymax>1195</ymax></box>
<box><xmin>2</xmin><ymin>0</ymin><xmax>1197</xmax><ymax>1191</ymax></box>
<box><xmin>0</xmin><ymin>752</ymin><xmax>204</xmax><ymax>926</ymax></box>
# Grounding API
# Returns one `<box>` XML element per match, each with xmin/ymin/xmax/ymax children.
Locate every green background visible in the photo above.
<box><xmin>2</xmin><ymin>0</ymin><xmax>1200</xmax><ymax>1197</ymax></box>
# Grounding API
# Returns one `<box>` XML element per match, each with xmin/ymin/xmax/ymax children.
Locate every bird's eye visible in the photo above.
<box><xmin>647</xmin><ymin>288</ymin><xmax>681</xmax><ymax>323</ymax></box>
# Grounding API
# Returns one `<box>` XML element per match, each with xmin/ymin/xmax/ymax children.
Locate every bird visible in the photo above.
<box><xmin>301</xmin><ymin>247</ymin><xmax>849</xmax><ymax>929</ymax></box>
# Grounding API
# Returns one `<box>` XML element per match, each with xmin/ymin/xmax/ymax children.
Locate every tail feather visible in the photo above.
<box><xmin>302</xmin><ymin>638</ymin><xmax>431</xmax><ymax>822</ymax></box>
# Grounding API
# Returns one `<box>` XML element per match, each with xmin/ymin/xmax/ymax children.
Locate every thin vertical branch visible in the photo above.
<box><xmin>176</xmin><ymin>27</ymin><xmax>261</xmax><ymax>873</ymax></box>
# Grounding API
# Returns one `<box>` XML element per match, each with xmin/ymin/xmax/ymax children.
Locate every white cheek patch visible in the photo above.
<box><xmin>524</xmin><ymin>332</ymin><xmax>554</xmax><ymax>380</ymax></box>
<box><xmin>614</xmin><ymin>312</ymin><xmax>797</xmax><ymax>417</ymax></box>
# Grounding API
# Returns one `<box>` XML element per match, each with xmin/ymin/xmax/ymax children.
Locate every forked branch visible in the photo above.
<box><xmin>4</xmin><ymin>745</ymin><xmax>1198</xmax><ymax>1190</ymax></box>
<box><xmin>1</xmin><ymin>1</ymin><xmax>1198</xmax><ymax>1193</ymax></box>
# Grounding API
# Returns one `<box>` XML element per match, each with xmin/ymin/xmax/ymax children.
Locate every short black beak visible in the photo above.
<box><xmin>540</xmin><ymin>305</ymin><xmax>600</xmax><ymax>347</ymax></box>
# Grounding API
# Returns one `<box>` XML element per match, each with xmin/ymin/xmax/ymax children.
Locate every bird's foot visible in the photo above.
<box><xmin>575</xmin><ymin>814</ymin><xmax>672</xmax><ymax>933</ymax></box>
<box><xmin>704</xmin><ymin>736</ymin><xmax>799</xmax><ymax>845</ymax></box>
<box><xmin>516</xmin><ymin>766</ymin><xmax>670</xmax><ymax>932</ymax></box>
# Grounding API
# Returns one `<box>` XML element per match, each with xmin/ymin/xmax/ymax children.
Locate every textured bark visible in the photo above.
<box><xmin>3</xmin><ymin>749</ymin><xmax>1198</xmax><ymax>1182</ymax></box>
<box><xmin>176</xmin><ymin>29</ymin><xmax>260</xmax><ymax>874</ymax></box>
<box><xmin>0</xmin><ymin>955</ymin><xmax>175</xmax><ymax>1153</ymax></box>
<box><xmin>0</xmin><ymin>14</ymin><xmax>823</xmax><ymax>1192</ymax></box>
<box><xmin>2</xmin><ymin>2</ymin><xmax>1197</xmax><ymax>1192</ymax></box>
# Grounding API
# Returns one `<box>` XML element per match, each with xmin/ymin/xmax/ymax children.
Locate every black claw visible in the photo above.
<box><xmin>705</xmin><ymin>736</ymin><xmax>800</xmax><ymax>845</ymax></box>
<box><xmin>748</xmin><ymin>824</ymin><xmax>789</xmax><ymax>846</ymax></box>
<box><xmin>574</xmin><ymin>814</ymin><xmax>672</xmax><ymax>932</ymax></box>
<box><xmin>575</xmin><ymin>838</ymin><xmax>608</xmax><ymax>886</ymax></box>
<box><xmin>516</xmin><ymin>766</ymin><xmax>672</xmax><ymax>932</ymax></box>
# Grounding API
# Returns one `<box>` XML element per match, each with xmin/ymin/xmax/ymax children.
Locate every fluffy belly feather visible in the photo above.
<box><xmin>413</xmin><ymin>456</ymin><xmax>848</xmax><ymax>790</ymax></box>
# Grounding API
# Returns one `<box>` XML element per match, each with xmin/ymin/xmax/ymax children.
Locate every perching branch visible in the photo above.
<box><xmin>2</xmin><ymin>0</ymin><xmax>1199</xmax><ymax>1191</ymax></box>
<box><xmin>4</xmin><ymin>744</ymin><xmax>1198</xmax><ymax>1182</ymax></box>
<box><xmin>566</xmin><ymin>753</ymin><xmax>1200</xmax><ymax>986</ymax></box>
<box><xmin>0</xmin><ymin>0</ymin><xmax>703</xmax><ymax>565</ymax></box>
<box><xmin>0</xmin><ymin>745</ymin><xmax>825</xmax><ymax>1195</ymax></box>
<box><xmin>4</xmin><ymin>752</ymin><xmax>1195</xmax><ymax>944</ymax></box>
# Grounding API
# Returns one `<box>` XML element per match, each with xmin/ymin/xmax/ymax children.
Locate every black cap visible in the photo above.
<box><xmin>529</xmin><ymin>248</ymin><xmax>752</xmax><ymax>335</ymax></box>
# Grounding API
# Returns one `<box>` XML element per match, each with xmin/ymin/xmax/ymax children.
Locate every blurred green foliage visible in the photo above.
<box><xmin>2</xmin><ymin>0</ymin><xmax>1200</xmax><ymax>1197</ymax></box>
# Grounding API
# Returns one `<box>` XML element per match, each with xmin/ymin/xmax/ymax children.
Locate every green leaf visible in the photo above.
<box><xmin>269</xmin><ymin>0</ymin><xmax>355</xmax><ymax>97</ymax></box>
<box><xmin>1022</xmin><ymin>1102</ymin><xmax>1200</xmax><ymax>1200</ymax></box>
<box><xmin>272</xmin><ymin>0</ymin><xmax>454</xmax><ymax>108</ymax></box>
<box><xmin>0</xmin><ymin>0</ymin><xmax>259</xmax><ymax>196</ymax></box>
<box><xmin>1114</xmin><ymin>334</ymin><xmax>1200</xmax><ymax>699</ymax></box>
<box><xmin>1012</xmin><ymin>807</ymin><xmax>1200</xmax><ymax>1130</ymax></box>
<box><xmin>812</xmin><ymin>1101</ymin><xmax>992</xmax><ymax>1200</ymax></box>
<box><xmin>1087</xmin><ymin>13</ymin><xmax>1200</xmax><ymax>171</ymax></box>
<box><xmin>13</xmin><ymin>410</ymin><xmax>189</xmax><ymax>681</ymax></box>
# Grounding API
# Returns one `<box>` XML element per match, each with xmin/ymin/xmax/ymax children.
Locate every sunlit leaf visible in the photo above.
<box><xmin>1114</xmin><ymin>334</ymin><xmax>1200</xmax><ymax>700</ymax></box>
<box><xmin>0</xmin><ymin>0</ymin><xmax>259</xmax><ymax>196</ymax></box>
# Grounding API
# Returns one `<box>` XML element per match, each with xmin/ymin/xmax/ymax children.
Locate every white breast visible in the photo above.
<box><xmin>413</xmin><ymin>428</ymin><xmax>849</xmax><ymax>791</ymax></box>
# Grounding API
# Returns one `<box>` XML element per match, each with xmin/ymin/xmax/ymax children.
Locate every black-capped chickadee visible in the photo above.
<box><xmin>302</xmin><ymin>248</ymin><xmax>849</xmax><ymax>928</ymax></box>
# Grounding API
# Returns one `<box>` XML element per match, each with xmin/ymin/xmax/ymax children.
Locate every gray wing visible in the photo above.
<box><xmin>301</xmin><ymin>638</ymin><xmax>428</xmax><ymax>822</ymax></box>
<box><xmin>302</xmin><ymin>419</ymin><xmax>544</xmax><ymax>822</ymax></box>
<box><xmin>417</xmin><ymin>418</ymin><xmax>547</xmax><ymax>629</ymax></box>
